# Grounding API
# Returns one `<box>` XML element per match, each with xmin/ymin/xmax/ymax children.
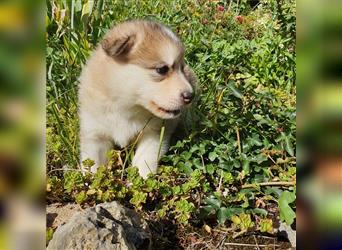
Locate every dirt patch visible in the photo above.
<box><xmin>147</xmin><ymin>217</ymin><xmax>293</xmax><ymax>250</ymax></box>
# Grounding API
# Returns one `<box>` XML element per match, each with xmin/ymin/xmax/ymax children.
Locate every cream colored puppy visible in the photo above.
<box><xmin>78</xmin><ymin>20</ymin><xmax>196</xmax><ymax>178</ymax></box>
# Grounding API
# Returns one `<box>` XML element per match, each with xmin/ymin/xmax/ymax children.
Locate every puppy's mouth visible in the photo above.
<box><xmin>150</xmin><ymin>101</ymin><xmax>181</xmax><ymax>118</ymax></box>
<box><xmin>158</xmin><ymin>106</ymin><xmax>181</xmax><ymax>116</ymax></box>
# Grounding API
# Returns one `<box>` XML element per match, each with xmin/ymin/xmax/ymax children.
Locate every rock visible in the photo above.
<box><xmin>47</xmin><ymin>201</ymin><xmax>151</xmax><ymax>250</ymax></box>
<box><xmin>278</xmin><ymin>222</ymin><xmax>296</xmax><ymax>248</ymax></box>
<box><xmin>47</xmin><ymin>203</ymin><xmax>82</xmax><ymax>229</ymax></box>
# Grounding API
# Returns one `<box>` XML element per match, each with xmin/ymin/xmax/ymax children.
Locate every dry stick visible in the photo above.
<box><xmin>157</xmin><ymin>124</ymin><xmax>165</xmax><ymax>159</ymax></box>
<box><xmin>217</xmin><ymin>170</ymin><xmax>223</xmax><ymax>192</ymax></box>
<box><xmin>267</xmin><ymin>153</ymin><xmax>277</xmax><ymax>165</ymax></box>
<box><xmin>242</xmin><ymin>181</ymin><xmax>296</xmax><ymax>189</ymax></box>
<box><xmin>216</xmin><ymin>234</ymin><xmax>228</xmax><ymax>250</ymax></box>
<box><xmin>232</xmin><ymin>229</ymin><xmax>247</xmax><ymax>239</ymax></box>
<box><xmin>47</xmin><ymin>168</ymin><xmax>84</xmax><ymax>175</ymax></box>
<box><xmin>200</xmin><ymin>154</ymin><xmax>205</xmax><ymax>169</ymax></box>
<box><xmin>227</xmin><ymin>0</ymin><xmax>232</xmax><ymax>12</ymax></box>
<box><xmin>224</xmin><ymin>242</ymin><xmax>280</xmax><ymax>247</ymax></box>
<box><xmin>253</xmin><ymin>235</ymin><xmax>261</xmax><ymax>250</ymax></box>
<box><xmin>214</xmin><ymin>227</ymin><xmax>235</xmax><ymax>233</ymax></box>
<box><xmin>120</xmin><ymin>117</ymin><xmax>153</xmax><ymax>179</ymax></box>
<box><xmin>236</xmin><ymin>127</ymin><xmax>241</xmax><ymax>155</ymax></box>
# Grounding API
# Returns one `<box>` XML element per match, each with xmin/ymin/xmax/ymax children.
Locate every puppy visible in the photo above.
<box><xmin>78</xmin><ymin>20</ymin><xmax>196</xmax><ymax>178</ymax></box>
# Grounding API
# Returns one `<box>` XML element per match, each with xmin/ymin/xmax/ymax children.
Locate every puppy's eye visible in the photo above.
<box><xmin>156</xmin><ymin>65</ymin><xmax>169</xmax><ymax>75</ymax></box>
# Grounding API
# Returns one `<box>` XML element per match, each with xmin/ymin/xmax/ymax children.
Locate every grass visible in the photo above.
<box><xmin>46</xmin><ymin>0</ymin><xmax>296</xmax><ymax>248</ymax></box>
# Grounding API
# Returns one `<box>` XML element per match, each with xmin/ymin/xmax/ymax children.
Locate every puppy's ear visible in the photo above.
<box><xmin>101</xmin><ymin>35</ymin><xmax>136</xmax><ymax>58</ymax></box>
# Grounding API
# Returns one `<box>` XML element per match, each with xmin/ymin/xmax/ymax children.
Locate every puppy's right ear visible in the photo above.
<box><xmin>101</xmin><ymin>35</ymin><xmax>136</xmax><ymax>59</ymax></box>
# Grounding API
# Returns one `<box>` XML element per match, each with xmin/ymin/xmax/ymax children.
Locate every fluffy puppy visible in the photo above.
<box><xmin>78</xmin><ymin>20</ymin><xmax>196</xmax><ymax>178</ymax></box>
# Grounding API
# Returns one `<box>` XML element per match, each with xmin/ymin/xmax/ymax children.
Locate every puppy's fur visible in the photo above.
<box><xmin>79</xmin><ymin>20</ymin><xmax>196</xmax><ymax>178</ymax></box>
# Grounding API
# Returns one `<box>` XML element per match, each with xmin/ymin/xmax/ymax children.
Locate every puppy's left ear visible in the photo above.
<box><xmin>101</xmin><ymin>35</ymin><xmax>136</xmax><ymax>59</ymax></box>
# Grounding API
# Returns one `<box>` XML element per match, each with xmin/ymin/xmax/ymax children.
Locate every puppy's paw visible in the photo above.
<box><xmin>132</xmin><ymin>159</ymin><xmax>157</xmax><ymax>179</ymax></box>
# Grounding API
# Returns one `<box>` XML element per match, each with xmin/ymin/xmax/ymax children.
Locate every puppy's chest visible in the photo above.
<box><xmin>103</xmin><ymin>112</ymin><xmax>146</xmax><ymax>147</ymax></box>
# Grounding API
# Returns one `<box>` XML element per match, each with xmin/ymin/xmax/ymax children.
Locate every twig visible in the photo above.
<box><xmin>236</xmin><ymin>127</ymin><xmax>241</xmax><ymax>155</ymax></box>
<box><xmin>157</xmin><ymin>125</ymin><xmax>165</xmax><ymax>159</ymax></box>
<box><xmin>256</xmin><ymin>235</ymin><xmax>278</xmax><ymax>240</ymax></box>
<box><xmin>214</xmin><ymin>227</ymin><xmax>234</xmax><ymax>233</ymax></box>
<box><xmin>217</xmin><ymin>170</ymin><xmax>223</xmax><ymax>192</ymax></box>
<box><xmin>200</xmin><ymin>154</ymin><xmax>205</xmax><ymax>169</ymax></box>
<box><xmin>253</xmin><ymin>235</ymin><xmax>260</xmax><ymax>250</ymax></box>
<box><xmin>120</xmin><ymin>117</ymin><xmax>153</xmax><ymax>179</ymax></box>
<box><xmin>224</xmin><ymin>242</ymin><xmax>280</xmax><ymax>247</ymax></box>
<box><xmin>242</xmin><ymin>181</ymin><xmax>296</xmax><ymax>188</ymax></box>
<box><xmin>216</xmin><ymin>234</ymin><xmax>228</xmax><ymax>250</ymax></box>
<box><xmin>266</xmin><ymin>154</ymin><xmax>277</xmax><ymax>165</ymax></box>
<box><xmin>47</xmin><ymin>168</ymin><xmax>84</xmax><ymax>175</ymax></box>
<box><xmin>232</xmin><ymin>229</ymin><xmax>247</xmax><ymax>239</ymax></box>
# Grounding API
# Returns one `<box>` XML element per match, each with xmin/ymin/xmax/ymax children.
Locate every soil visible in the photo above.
<box><xmin>149</xmin><ymin>220</ymin><xmax>293</xmax><ymax>250</ymax></box>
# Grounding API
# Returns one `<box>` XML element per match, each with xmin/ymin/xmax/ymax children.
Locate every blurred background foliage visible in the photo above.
<box><xmin>1</xmin><ymin>0</ymin><xmax>342</xmax><ymax>248</ymax></box>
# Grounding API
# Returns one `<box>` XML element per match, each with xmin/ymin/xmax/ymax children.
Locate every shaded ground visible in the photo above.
<box><xmin>149</xmin><ymin>219</ymin><xmax>292</xmax><ymax>250</ymax></box>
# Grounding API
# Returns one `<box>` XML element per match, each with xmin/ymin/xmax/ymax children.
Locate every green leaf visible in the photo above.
<box><xmin>201</xmin><ymin>205</ymin><xmax>216</xmax><ymax>216</ymax></box>
<box><xmin>242</xmin><ymin>160</ymin><xmax>250</xmax><ymax>174</ymax></box>
<box><xmin>222</xmin><ymin>171</ymin><xmax>233</xmax><ymax>184</ymax></box>
<box><xmin>259</xmin><ymin>218</ymin><xmax>273</xmax><ymax>233</ymax></box>
<box><xmin>205</xmin><ymin>197</ymin><xmax>221</xmax><ymax>210</ymax></box>
<box><xmin>205</xmin><ymin>164</ymin><xmax>215</xmax><ymax>174</ymax></box>
<box><xmin>265</xmin><ymin>187</ymin><xmax>283</xmax><ymax>198</ymax></box>
<box><xmin>46</xmin><ymin>227</ymin><xmax>54</xmax><ymax>244</ymax></box>
<box><xmin>175</xmin><ymin>200</ymin><xmax>195</xmax><ymax>213</ymax></box>
<box><xmin>145</xmin><ymin>178</ymin><xmax>158</xmax><ymax>192</ymax></box>
<box><xmin>279</xmin><ymin>191</ymin><xmax>296</xmax><ymax>225</ymax></box>
<box><xmin>239</xmin><ymin>213</ymin><xmax>254</xmax><ymax>230</ymax></box>
<box><xmin>217</xmin><ymin>207</ymin><xmax>233</xmax><ymax>224</ymax></box>
<box><xmin>231</xmin><ymin>215</ymin><xmax>241</xmax><ymax>225</ymax></box>
<box><xmin>253</xmin><ymin>114</ymin><xmax>268</xmax><ymax>125</ymax></box>
<box><xmin>284</xmin><ymin>136</ymin><xmax>294</xmax><ymax>156</ymax></box>
<box><xmin>75</xmin><ymin>191</ymin><xmax>87</xmax><ymax>204</ymax></box>
<box><xmin>178</xmin><ymin>162</ymin><xmax>193</xmax><ymax>174</ymax></box>
<box><xmin>130</xmin><ymin>191</ymin><xmax>147</xmax><ymax>208</ymax></box>
<box><xmin>208</xmin><ymin>151</ymin><xmax>218</xmax><ymax>161</ymax></box>
<box><xmin>74</xmin><ymin>0</ymin><xmax>82</xmax><ymax>12</ymax></box>
<box><xmin>228</xmin><ymin>81</ymin><xmax>243</xmax><ymax>99</ymax></box>
<box><xmin>81</xmin><ymin>0</ymin><xmax>94</xmax><ymax>19</ymax></box>
<box><xmin>172</xmin><ymin>185</ymin><xmax>181</xmax><ymax>195</ymax></box>
<box><xmin>251</xmin><ymin>208</ymin><xmax>268</xmax><ymax>216</ymax></box>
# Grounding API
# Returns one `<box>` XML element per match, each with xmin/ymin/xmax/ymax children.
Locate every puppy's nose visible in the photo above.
<box><xmin>181</xmin><ymin>91</ymin><xmax>194</xmax><ymax>104</ymax></box>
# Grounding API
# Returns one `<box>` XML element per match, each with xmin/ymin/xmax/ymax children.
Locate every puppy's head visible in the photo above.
<box><xmin>100</xmin><ymin>20</ymin><xmax>196</xmax><ymax>119</ymax></box>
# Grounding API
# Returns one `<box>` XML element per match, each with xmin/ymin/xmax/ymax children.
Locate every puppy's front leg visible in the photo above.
<box><xmin>80</xmin><ymin>136</ymin><xmax>112</xmax><ymax>173</ymax></box>
<box><xmin>132</xmin><ymin>130</ymin><xmax>170</xmax><ymax>179</ymax></box>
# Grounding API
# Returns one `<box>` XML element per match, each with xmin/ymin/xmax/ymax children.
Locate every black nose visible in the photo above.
<box><xmin>181</xmin><ymin>91</ymin><xmax>194</xmax><ymax>104</ymax></box>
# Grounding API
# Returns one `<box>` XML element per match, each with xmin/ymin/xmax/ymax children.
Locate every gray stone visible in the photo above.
<box><xmin>47</xmin><ymin>201</ymin><xmax>151</xmax><ymax>250</ymax></box>
<box><xmin>278</xmin><ymin>222</ymin><xmax>296</xmax><ymax>248</ymax></box>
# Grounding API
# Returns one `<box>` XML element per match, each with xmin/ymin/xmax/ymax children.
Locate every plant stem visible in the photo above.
<box><xmin>236</xmin><ymin>127</ymin><xmax>241</xmax><ymax>155</ymax></box>
<box><xmin>242</xmin><ymin>181</ymin><xmax>296</xmax><ymax>188</ymax></box>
